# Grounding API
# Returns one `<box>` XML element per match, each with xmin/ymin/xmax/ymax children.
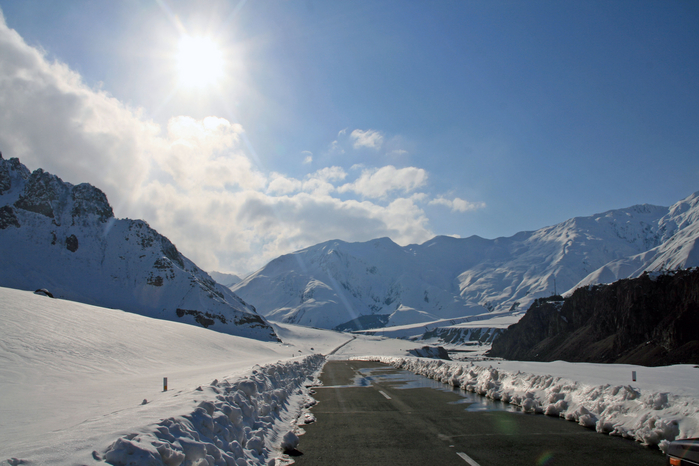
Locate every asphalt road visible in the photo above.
<box><xmin>292</xmin><ymin>360</ymin><xmax>666</xmax><ymax>466</ymax></box>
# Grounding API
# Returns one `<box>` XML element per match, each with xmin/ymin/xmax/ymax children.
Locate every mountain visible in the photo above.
<box><xmin>209</xmin><ymin>270</ymin><xmax>243</xmax><ymax>288</ymax></box>
<box><xmin>487</xmin><ymin>268</ymin><xmax>699</xmax><ymax>365</ymax></box>
<box><xmin>232</xmin><ymin>192</ymin><xmax>699</xmax><ymax>331</ymax></box>
<box><xmin>0</xmin><ymin>154</ymin><xmax>278</xmax><ymax>342</ymax></box>
<box><xmin>573</xmin><ymin>192</ymin><xmax>699</xmax><ymax>287</ymax></box>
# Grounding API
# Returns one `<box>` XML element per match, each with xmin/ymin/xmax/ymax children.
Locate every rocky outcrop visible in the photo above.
<box><xmin>408</xmin><ymin>346</ymin><xmax>451</xmax><ymax>360</ymax></box>
<box><xmin>488</xmin><ymin>268</ymin><xmax>699</xmax><ymax>365</ymax></box>
<box><xmin>0</xmin><ymin>152</ymin><xmax>30</xmax><ymax>195</ymax></box>
<box><xmin>421</xmin><ymin>326</ymin><xmax>505</xmax><ymax>344</ymax></box>
<box><xmin>70</xmin><ymin>183</ymin><xmax>113</xmax><ymax>224</ymax></box>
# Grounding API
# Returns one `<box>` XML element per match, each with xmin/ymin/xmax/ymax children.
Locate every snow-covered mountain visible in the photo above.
<box><xmin>0</xmin><ymin>154</ymin><xmax>278</xmax><ymax>341</ymax></box>
<box><xmin>573</xmin><ymin>192</ymin><xmax>699</xmax><ymax>288</ymax></box>
<box><xmin>209</xmin><ymin>270</ymin><xmax>243</xmax><ymax>287</ymax></box>
<box><xmin>232</xmin><ymin>192</ymin><xmax>699</xmax><ymax>331</ymax></box>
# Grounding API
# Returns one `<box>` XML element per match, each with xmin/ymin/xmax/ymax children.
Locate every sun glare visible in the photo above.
<box><xmin>176</xmin><ymin>36</ymin><xmax>225</xmax><ymax>89</ymax></box>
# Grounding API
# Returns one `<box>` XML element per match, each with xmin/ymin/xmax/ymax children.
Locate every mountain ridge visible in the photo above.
<box><xmin>232</xmin><ymin>191</ymin><xmax>699</xmax><ymax>331</ymax></box>
<box><xmin>0</xmin><ymin>153</ymin><xmax>278</xmax><ymax>341</ymax></box>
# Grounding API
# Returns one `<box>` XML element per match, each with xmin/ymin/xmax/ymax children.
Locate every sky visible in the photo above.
<box><xmin>0</xmin><ymin>0</ymin><xmax>698</xmax><ymax>276</ymax></box>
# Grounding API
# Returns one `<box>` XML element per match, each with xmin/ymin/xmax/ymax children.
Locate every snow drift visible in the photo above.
<box><xmin>102</xmin><ymin>355</ymin><xmax>324</xmax><ymax>466</ymax></box>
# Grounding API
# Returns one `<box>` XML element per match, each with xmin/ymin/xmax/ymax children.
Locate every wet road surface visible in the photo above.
<box><xmin>292</xmin><ymin>360</ymin><xmax>665</xmax><ymax>466</ymax></box>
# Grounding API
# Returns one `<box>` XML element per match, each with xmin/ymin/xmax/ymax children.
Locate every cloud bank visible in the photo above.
<box><xmin>0</xmin><ymin>13</ymin><xmax>483</xmax><ymax>275</ymax></box>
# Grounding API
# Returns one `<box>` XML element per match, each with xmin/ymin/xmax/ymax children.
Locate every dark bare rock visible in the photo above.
<box><xmin>488</xmin><ymin>268</ymin><xmax>699</xmax><ymax>365</ymax></box>
<box><xmin>408</xmin><ymin>345</ymin><xmax>451</xmax><ymax>360</ymax></box>
<box><xmin>0</xmin><ymin>205</ymin><xmax>20</xmax><ymax>229</ymax></box>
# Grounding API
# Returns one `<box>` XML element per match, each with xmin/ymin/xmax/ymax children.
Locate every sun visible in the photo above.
<box><xmin>176</xmin><ymin>35</ymin><xmax>225</xmax><ymax>89</ymax></box>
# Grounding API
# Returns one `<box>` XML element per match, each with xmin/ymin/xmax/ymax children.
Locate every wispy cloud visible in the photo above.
<box><xmin>339</xmin><ymin>166</ymin><xmax>427</xmax><ymax>198</ymax></box>
<box><xmin>430</xmin><ymin>197</ymin><xmax>486</xmax><ymax>212</ymax></box>
<box><xmin>302</xmin><ymin>150</ymin><xmax>313</xmax><ymax>164</ymax></box>
<box><xmin>328</xmin><ymin>140</ymin><xmax>345</xmax><ymax>155</ymax></box>
<box><xmin>350</xmin><ymin>129</ymin><xmax>383</xmax><ymax>150</ymax></box>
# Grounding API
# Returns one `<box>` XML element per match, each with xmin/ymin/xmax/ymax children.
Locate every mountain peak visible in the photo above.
<box><xmin>0</xmin><ymin>156</ymin><xmax>278</xmax><ymax>342</ymax></box>
<box><xmin>234</xmin><ymin>192</ymin><xmax>699</xmax><ymax>332</ymax></box>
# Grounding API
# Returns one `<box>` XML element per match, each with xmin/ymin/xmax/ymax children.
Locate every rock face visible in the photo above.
<box><xmin>487</xmin><ymin>268</ymin><xmax>699</xmax><ymax>365</ymax></box>
<box><xmin>0</xmin><ymin>154</ymin><xmax>278</xmax><ymax>342</ymax></box>
<box><xmin>421</xmin><ymin>326</ymin><xmax>505</xmax><ymax>345</ymax></box>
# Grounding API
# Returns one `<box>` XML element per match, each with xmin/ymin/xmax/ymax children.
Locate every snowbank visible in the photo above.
<box><xmin>355</xmin><ymin>356</ymin><xmax>699</xmax><ymax>450</ymax></box>
<box><xmin>102</xmin><ymin>355</ymin><xmax>324</xmax><ymax>466</ymax></box>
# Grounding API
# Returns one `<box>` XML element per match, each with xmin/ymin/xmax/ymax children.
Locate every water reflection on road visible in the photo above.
<box><xmin>352</xmin><ymin>365</ymin><xmax>523</xmax><ymax>414</ymax></box>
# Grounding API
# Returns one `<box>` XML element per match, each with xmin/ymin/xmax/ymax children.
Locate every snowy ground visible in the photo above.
<box><xmin>350</xmin><ymin>310</ymin><xmax>521</xmax><ymax>340</ymax></box>
<box><xmin>0</xmin><ymin>287</ymin><xmax>425</xmax><ymax>465</ymax></box>
<box><xmin>1</xmin><ymin>286</ymin><xmax>698</xmax><ymax>465</ymax></box>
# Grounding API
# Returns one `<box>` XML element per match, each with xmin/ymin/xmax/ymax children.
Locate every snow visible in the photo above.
<box><xmin>2</xmin><ymin>285</ymin><xmax>697</xmax><ymax>464</ymax></box>
<box><xmin>233</xmin><ymin>192</ymin><xmax>699</xmax><ymax>332</ymax></box>
<box><xmin>101</xmin><ymin>357</ymin><xmax>323</xmax><ymax>466</ymax></box>
<box><xmin>350</xmin><ymin>311</ymin><xmax>519</xmax><ymax>341</ymax></box>
<box><xmin>0</xmin><ymin>158</ymin><xmax>276</xmax><ymax>341</ymax></box>
<box><xmin>352</xmin><ymin>356</ymin><xmax>699</xmax><ymax>451</ymax></box>
<box><xmin>0</xmin><ymin>287</ymin><xmax>346</xmax><ymax>465</ymax></box>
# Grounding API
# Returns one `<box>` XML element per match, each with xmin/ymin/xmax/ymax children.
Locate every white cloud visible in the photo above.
<box><xmin>267</xmin><ymin>167</ymin><xmax>346</xmax><ymax>197</ymax></box>
<box><xmin>154</xmin><ymin>116</ymin><xmax>266</xmax><ymax>192</ymax></box>
<box><xmin>0</xmin><ymin>15</ymin><xmax>156</xmax><ymax>210</ymax></box>
<box><xmin>0</xmin><ymin>16</ymin><xmax>440</xmax><ymax>274</ymax></box>
<box><xmin>430</xmin><ymin>197</ymin><xmax>486</xmax><ymax>213</ymax></box>
<box><xmin>267</xmin><ymin>173</ymin><xmax>303</xmax><ymax>195</ymax></box>
<box><xmin>328</xmin><ymin>140</ymin><xmax>345</xmax><ymax>155</ymax></box>
<box><xmin>235</xmin><ymin>192</ymin><xmax>433</xmax><ymax>260</ymax></box>
<box><xmin>302</xmin><ymin>150</ymin><xmax>313</xmax><ymax>164</ymax></box>
<box><xmin>339</xmin><ymin>165</ymin><xmax>427</xmax><ymax>198</ymax></box>
<box><xmin>350</xmin><ymin>129</ymin><xmax>384</xmax><ymax>150</ymax></box>
<box><xmin>313</xmin><ymin>166</ymin><xmax>347</xmax><ymax>183</ymax></box>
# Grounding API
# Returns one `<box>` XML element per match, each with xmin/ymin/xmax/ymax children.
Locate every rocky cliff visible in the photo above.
<box><xmin>487</xmin><ymin>268</ymin><xmax>699</xmax><ymax>365</ymax></box>
<box><xmin>0</xmin><ymin>153</ymin><xmax>278</xmax><ymax>342</ymax></box>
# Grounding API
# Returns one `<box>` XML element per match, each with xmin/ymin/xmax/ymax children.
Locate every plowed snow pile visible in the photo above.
<box><xmin>356</xmin><ymin>356</ymin><xmax>699</xmax><ymax>451</ymax></box>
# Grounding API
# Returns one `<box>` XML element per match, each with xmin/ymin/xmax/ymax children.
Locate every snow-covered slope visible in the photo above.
<box><xmin>0</xmin><ymin>155</ymin><xmax>277</xmax><ymax>341</ymax></box>
<box><xmin>572</xmin><ymin>192</ymin><xmax>699</xmax><ymax>290</ymax></box>
<box><xmin>209</xmin><ymin>270</ymin><xmax>243</xmax><ymax>287</ymax></box>
<box><xmin>0</xmin><ymin>286</ymin><xmax>350</xmax><ymax>465</ymax></box>
<box><xmin>233</xmin><ymin>192</ymin><xmax>699</xmax><ymax>331</ymax></box>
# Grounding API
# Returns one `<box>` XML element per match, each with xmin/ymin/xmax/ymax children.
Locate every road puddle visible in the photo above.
<box><xmin>356</xmin><ymin>365</ymin><xmax>522</xmax><ymax>414</ymax></box>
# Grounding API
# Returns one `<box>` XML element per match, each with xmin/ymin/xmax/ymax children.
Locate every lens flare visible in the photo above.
<box><xmin>537</xmin><ymin>451</ymin><xmax>555</xmax><ymax>465</ymax></box>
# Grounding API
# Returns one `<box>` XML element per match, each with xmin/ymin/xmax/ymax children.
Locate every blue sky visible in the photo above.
<box><xmin>0</xmin><ymin>0</ymin><xmax>698</xmax><ymax>275</ymax></box>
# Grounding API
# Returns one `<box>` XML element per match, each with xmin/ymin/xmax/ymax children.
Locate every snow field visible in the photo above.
<box><xmin>0</xmin><ymin>287</ymin><xmax>350</xmax><ymax>465</ymax></box>
<box><xmin>102</xmin><ymin>355</ymin><xmax>324</xmax><ymax>466</ymax></box>
<box><xmin>355</xmin><ymin>356</ymin><xmax>699</xmax><ymax>451</ymax></box>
